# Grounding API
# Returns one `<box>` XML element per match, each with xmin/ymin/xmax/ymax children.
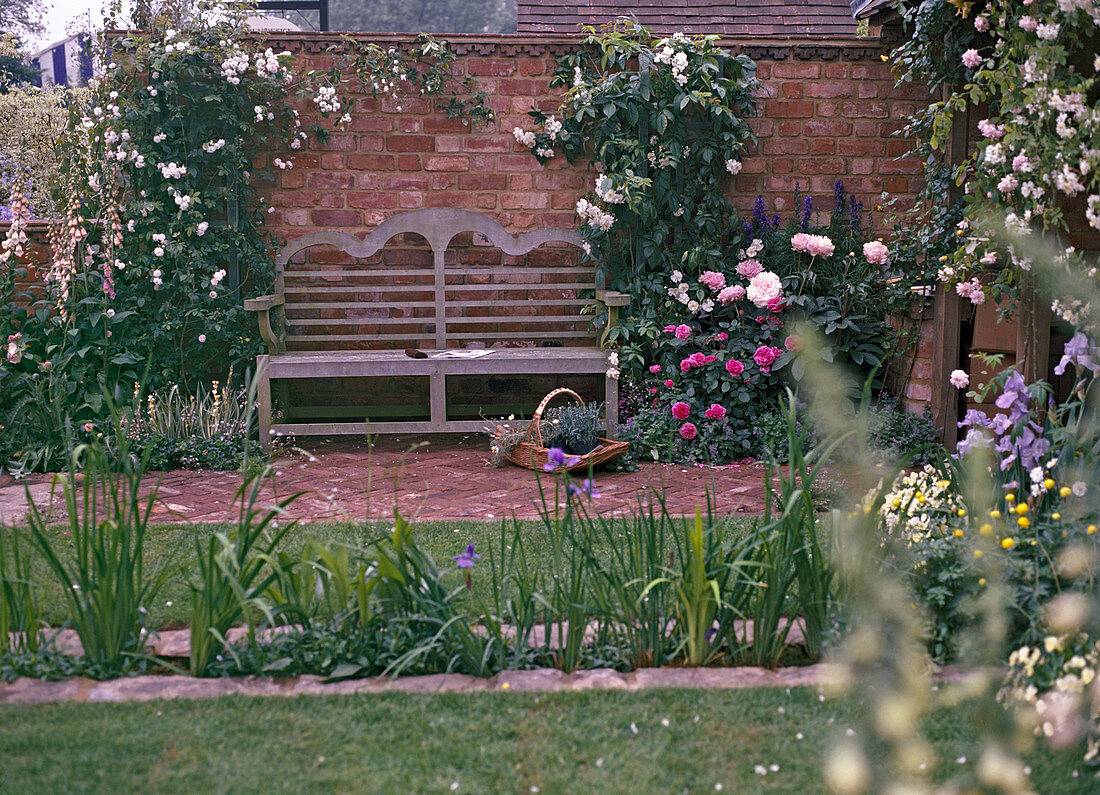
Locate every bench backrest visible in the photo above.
<box><xmin>275</xmin><ymin>208</ymin><xmax>598</xmax><ymax>351</ymax></box>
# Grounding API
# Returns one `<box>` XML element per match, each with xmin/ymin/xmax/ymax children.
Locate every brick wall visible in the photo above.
<box><xmin>256</xmin><ymin>33</ymin><xmax>925</xmax><ymax>242</ymax></box>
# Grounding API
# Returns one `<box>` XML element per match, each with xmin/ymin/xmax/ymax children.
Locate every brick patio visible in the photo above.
<box><xmin>0</xmin><ymin>435</ymin><xmax>770</xmax><ymax>525</ymax></box>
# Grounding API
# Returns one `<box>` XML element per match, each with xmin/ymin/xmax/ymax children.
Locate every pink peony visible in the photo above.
<box><xmin>784</xmin><ymin>334</ymin><xmax>803</xmax><ymax>352</ymax></box>
<box><xmin>863</xmin><ymin>240</ymin><xmax>889</xmax><ymax>265</ymax></box>
<box><xmin>736</xmin><ymin>259</ymin><xmax>763</xmax><ymax>279</ymax></box>
<box><xmin>674</xmin><ymin>324</ymin><xmax>692</xmax><ymax>340</ymax></box>
<box><xmin>950</xmin><ymin>369</ymin><xmax>970</xmax><ymax>389</ymax></box>
<box><xmin>717</xmin><ymin>284</ymin><xmax>746</xmax><ymax>304</ymax></box>
<box><xmin>790</xmin><ymin>232</ymin><xmax>835</xmax><ymax>258</ymax></box>
<box><xmin>664</xmin><ymin>379</ymin><xmax>674</xmax><ymax>387</ymax></box>
<box><xmin>649</xmin><ymin>364</ymin><xmax>662</xmax><ymax>374</ymax></box>
<box><xmin>767</xmin><ymin>296</ymin><xmax>785</xmax><ymax>314</ymax></box>
<box><xmin>753</xmin><ymin>345</ymin><xmax>782</xmax><ymax>373</ymax></box>
<box><xmin>725</xmin><ymin>359</ymin><xmax>744</xmax><ymax>376</ymax></box>
<box><xmin>704</xmin><ymin>403</ymin><xmax>727</xmax><ymax>420</ymax></box>
<box><xmin>699</xmin><ymin>270</ymin><xmax>726</xmax><ymax>291</ymax></box>
<box><xmin>672</xmin><ymin>401</ymin><xmax>691</xmax><ymax>420</ymax></box>
<box><xmin>961</xmin><ymin>49</ymin><xmax>981</xmax><ymax>69</ymax></box>
<box><xmin>679</xmin><ymin>422</ymin><xmax>697</xmax><ymax>440</ymax></box>
<box><xmin>746</xmin><ymin>271</ymin><xmax>783</xmax><ymax>308</ymax></box>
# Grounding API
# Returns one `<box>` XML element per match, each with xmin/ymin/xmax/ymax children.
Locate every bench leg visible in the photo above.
<box><xmin>256</xmin><ymin>354</ymin><xmax>273</xmax><ymax>452</ymax></box>
<box><xmin>604</xmin><ymin>373</ymin><xmax>619</xmax><ymax>438</ymax></box>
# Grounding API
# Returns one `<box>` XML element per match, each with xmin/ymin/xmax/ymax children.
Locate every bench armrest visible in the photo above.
<box><xmin>244</xmin><ymin>294</ymin><xmax>285</xmax><ymax>312</ymax></box>
<box><xmin>595</xmin><ymin>291</ymin><xmax>629</xmax><ymax>348</ymax></box>
<box><xmin>244</xmin><ymin>294</ymin><xmax>286</xmax><ymax>354</ymax></box>
<box><xmin>595</xmin><ymin>290</ymin><xmax>630</xmax><ymax>307</ymax></box>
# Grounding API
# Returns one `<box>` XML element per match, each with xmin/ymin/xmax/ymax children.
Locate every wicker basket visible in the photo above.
<box><xmin>504</xmin><ymin>387</ymin><xmax>629</xmax><ymax>472</ymax></box>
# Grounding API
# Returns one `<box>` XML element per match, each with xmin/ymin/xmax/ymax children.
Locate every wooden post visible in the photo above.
<box><xmin>1016</xmin><ymin>277</ymin><xmax>1052</xmax><ymax>383</ymax></box>
<box><xmin>932</xmin><ymin>285</ymin><xmax>961</xmax><ymax>448</ymax></box>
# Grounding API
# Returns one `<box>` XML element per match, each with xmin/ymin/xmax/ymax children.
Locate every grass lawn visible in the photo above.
<box><xmin>5</xmin><ymin>514</ymin><xmax>754</xmax><ymax>628</ymax></box>
<box><xmin>0</xmin><ymin>687</ymin><xmax>1092</xmax><ymax>793</ymax></box>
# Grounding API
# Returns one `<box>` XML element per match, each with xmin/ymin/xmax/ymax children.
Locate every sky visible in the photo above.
<box><xmin>28</xmin><ymin>0</ymin><xmax>132</xmax><ymax>52</ymax></box>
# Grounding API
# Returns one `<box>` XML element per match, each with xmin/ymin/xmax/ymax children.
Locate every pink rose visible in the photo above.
<box><xmin>83</xmin><ymin>422</ymin><xmax>94</xmax><ymax>433</ymax></box>
<box><xmin>689</xmin><ymin>352</ymin><xmax>707</xmax><ymax>366</ymax></box>
<box><xmin>735</xmin><ymin>259</ymin><xmax>763</xmax><ymax>279</ymax></box>
<box><xmin>680</xmin><ymin>358</ymin><xmax>693</xmax><ymax>373</ymax></box>
<box><xmin>674</xmin><ymin>324</ymin><xmax>692</xmax><ymax>340</ymax></box>
<box><xmin>664</xmin><ymin>324</ymin><xmax>678</xmax><ymax>333</ymax></box>
<box><xmin>649</xmin><ymin>364</ymin><xmax>662</xmax><ymax>374</ymax></box>
<box><xmin>671</xmin><ymin>401</ymin><xmax>691</xmax><ymax>421</ymax></box>
<box><xmin>961</xmin><ymin>49</ymin><xmax>981</xmax><ymax>69</ymax></box>
<box><xmin>717</xmin><ymin>284</ymin><xmax>746</xmax><ymax>304</ymax></box>
<box><xmin>664</xmin><ymin>379</ymin><xmax>674</xmax><ymax>387</ymax></box>
<box><xmin>704</xmin><ymin>404</ymin><xmax>727</xmax><ymax>420</ymax></box>
<box><xmin>699</xmin><ymin>270</ymin><xmax>726</xmax><ymax>291</ymax></box>
<box><xmin>715</xmin><ymin>332</ymin><xmax>728</xmax><ymax>341</ymax></box>
<box><xmin>679</xmin><ymin>422</ymin><xmax>697</xmax><ymax>440</ymax></box>
<box><xmin>784</xmin><ymin>334</ymin><xmax>803</xmax><ymax>352</ymax></box>
<box><xmin>767</xmin><ymin>296</ymin><xmax>785</xmax><ymax>314</ymax></box>
<box><xmin>974</xmin><ymin>16</ymin><xmax>988</xmax><ymax>32</ymax></box>
<box><xmin>754</xmin><ymin>345</ymin><xmax>781</xmax><ymax>369</ymax></box>
<box><xmin>725</xmin><ymin>359</ymin><xmax>744</xmax><ymax>376</ymax></box>
<box><xmin>1019</xmin><ymin>15</ymin><xmax>1037</xmax><ymax>32</ymax></box>
<box><xmin>650</xmin><ymin>387</ymin><xmax>658</xmax><ymax>394</ymax></box>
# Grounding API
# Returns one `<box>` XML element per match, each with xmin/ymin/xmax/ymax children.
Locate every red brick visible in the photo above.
<box><xmin>509</xmin><ymin>173</ymin><xmax>534</xmax><ymax>190</ymax></box>
<box><xmin>799</xmin><ymin>157</ymin><xmax>847</xmax><ymax>175</ymax></box>
<box><xmin>877</xmin><ymin>158</ymin><xmax>922</xmax><ymax>175</ymax></box>
<box><xmin>842</xmin><ymin>101</ymin><xmax>889</xmax><ymax>119</ymax></box>
<box><xmin>776</xmin><ymin>120</ymin><xmax>802</xmax><ymax>136</ymax></box>
<box><xmin>324</xmin><ymin>134</ymin><xmax>357</xmax><ymax>152</ymax></box>
<box><xmin>475</xmin><ymin>193</ymin><xmax>498</xmax><ymax>209</ymax></box>
<box><xmin>773</xmin><ymin>63</ymin><xmax>821</xmax><ymax>79</ymax></box>
<box><xmin>463</xmin><ymin>136</ymin><xmax>512</xmax><ymax>153</ymax></box>
<box><xmin>387</xmin><ymin>135</ymin><xmax>435</xmax><ymax>152</ymax></box>
<box><xmin>348</xmin><ymin>191</ymin><xmax>397</xmax><ymax>209</ymax></box>
<box><xmin>762</xmin><ymin>138</ymin><xmax>809</xmax><ymax>155</ymax></box>
<box><xmin>348</xmin><ymin>154</ymin><xmax>395</xmax><ymax>170</ymax></box>
<box><xmin>306</xmin><ymin>172</ymin><xmax>355</xmax><ymax>189</ymax></box>
<box><xmin>384</xmin><ymin>174</ymin><xmax>431</xmax><ymax>190</ymax></box>
<box><xmin>809</xmin><ymin>139</ymin><xmax>836</xmax><ymax>155</ymax></box>
<box><xmin>779</xmin><ymin>82</ymin><xmax>803</xmax><ymax>99</ymax></box>
<box><xmin>436</xmin><ymin>136</ymin><xmax>462</xmax><ymax>152</ymax></box>
<box><xmin>502</xmin><ymin>192</ymin><xmax>549</xmax><ymax>210</ymax></box>
<box><xmin>851</xmin><ymin>64</ymin><xmax>891</xmax><ymax>80</ymax></box>
<box><xmin>320</xmin><ymin>153</ymin><xmax>345</xmax><ymax>169</ymax></box>
<box><xmin>424</xmin><ymin>117</ymin><xmax>471</xmax><ymax>133</ymax></box>
<box><xmin>857</xmin><ymin>83</ymin><xmax>879</xmax><ymax>99</ymax></box>
<box><xmin>400</xmin><ymin>118</ymin><xmax>422</xmax><ymax>133</ymax></box>
<box><xmin>311</xmin><ymin>209</ymin><xmax>359</xmax><ymax>226</ymax></box>
<box><xmin>518</xmin><ymin>59</ymin><xmax>545</xmax><ymax>76</ymax></box>
<box><xmin>823</xmin><ymin>63</ymin><xmax>850</xmax><ymax>78</ymax></box>
<box><xmin>398</xmin><ymin>155</ymin><xmax>422</xmax><ymax>171</ymax></box>
<box><xmin>467</xmin><ymin>59</ymin><xmax>517</xmax><ymax>77</ymax></box>
<box><xmin>852</xmin><ymin>120</ymin><xmax>879</xmax><ymax>137</ymax></box>
<box><xmin>837</xmin><ymin>139</ymin><xmax>886</xmax><ymax>157</ymax></box>
<box><xmin>425</xmin><ymin>155</ymin><xmax>469</xmax><ymax>171</ymax></box>
<box><xmin>803</xmin><ymin>119</ymin><xmax>852</xmax><ymax>137</ymax></box>
<box><xmin>765</xmin><ymin>100</ymin><xmax>815</xmax><ymax>118</ymax></box>
<box><xmin>359</xmin><ymin>137</ymin><xmax>384</xmax><ymax>152</ymax></box>
<box><xmin>351</xmin><ymin>115</ymin><xmax>393</xmax><ymax>132</ymax></box>
<box><xmin>458</xmin><ymin>174</ymin><xmax>507</xmax><ymax>191</ymax></box>
<box><xmin>399</xmin><ymin>191</ymin><xmax>424</xmax><ymax>209</ymax></box>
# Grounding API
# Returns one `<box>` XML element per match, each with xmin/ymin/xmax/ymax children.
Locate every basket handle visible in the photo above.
<box><xmin>528</xmin><ymin>387</ymin><xmax>584</xmax><ymax>448</ymax></box>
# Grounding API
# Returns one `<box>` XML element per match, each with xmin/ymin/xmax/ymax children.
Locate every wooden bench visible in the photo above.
<box><xmin>245</xmin><ymin>208</ymin><xmax>628</xmax><ymax>449</ymax></box>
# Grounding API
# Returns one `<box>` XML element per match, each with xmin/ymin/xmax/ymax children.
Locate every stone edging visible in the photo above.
<box><xmin>0</xmin><ymin>664</ymin><xmax>831</xmax><ymax>705</ymax></box>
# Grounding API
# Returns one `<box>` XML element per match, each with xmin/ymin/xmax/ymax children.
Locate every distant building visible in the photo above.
<box><xmin>33</xmin><ymin>35</ymin><xmax>92</xmax><ymax>87</ymax></box>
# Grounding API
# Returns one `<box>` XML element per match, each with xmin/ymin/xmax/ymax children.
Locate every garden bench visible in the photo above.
<box><xmin>245</xmin><ymin>208</ymin><xmax>628</xmax><ymax>449</ymax></box>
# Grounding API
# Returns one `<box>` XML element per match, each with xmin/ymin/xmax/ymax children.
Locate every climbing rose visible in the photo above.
<box><xmin>672</xmin><ymin>401</ymin><xmax>691</xmax><ymax>420</ymax></box>
<box><xmin>679</xmin><ymin>422</ymin><xmax>697</xmax><ymax>440</ymax></box>
<box><xmin>649</xmin><ymin>364</ymin><xmax>662</xmax><ymax>374</ymax></box>
<box><xmin>674</xmin><ymin>324</ymin><xmax>692</xmax><ymax>340</ymax></box>
<box><xmin>784</xmin><ymin>334</ymin><xmax>803</xmax><ymax>352</ymax></box>
<box><xmin>863</xmin><ymin>240</ymin><xmax>889</xmax><ymax>265</ymax></box>
<box><xmin>704</xmin><ymin>404</ymin><xmax>727</xmax><ymax>420</ymax></box>
<box><xmin>950</xmin><ymin>369</ymin><xmax>970</xmax><ymax>389</ymax></box>
<box><xmin>961</xmin><ymin>49</ymin><xmax>981</xmax><ymax>69</ymax></box>
<box><xmin>725</xmin><ymin>359</ymin><xmax>744</xmax><ymax>376</ymax></box>
<box><xmin>664</xmin><ymin>379</ymin><xmax>674</xmax><ymax>387</ymax></box>
<box><xmin>767</xmin><ymin>296</ymin><xmax>785</xmax><ymax>314</ymax></box>
<box><xmin>746</xmin><ymin>271</ymin><xmax>782</xmax><ymax>308</ymax></box>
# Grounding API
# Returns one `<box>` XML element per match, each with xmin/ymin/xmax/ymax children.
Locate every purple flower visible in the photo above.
<box><xmin>834</xmin><ymin>179</ymin><xmax>846</xmax><ymax>212</ymax></box>
<box><xmin>1054</xmin><ymin>332</ymin><xmax>1100</xmax><ymax>376</ymax></box>
<box><xmin>799</xmin><ymin>195</ymin><xmax>813</xmax><ymax>229</ymax></box>
<box><xmin>568</xmin><ymin>478</ymin><xmax>600</xmax><ymax>499</ymax></box>
<box><xmin>453</xmin><ymin>544</ymin><xmax>481</xmax><ymax>569</ymax></box>
<box><xmin>544</xmin><ymin>447</ymin><xmax>581</xmax><ymax>472</ymax></box>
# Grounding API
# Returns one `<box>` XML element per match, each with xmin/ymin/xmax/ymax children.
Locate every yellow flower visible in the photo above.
<box><xmin>1016</xmin><ymin>502</ymin><xmax>1029</xmax><ymax>515</ymax></box>
<box><xmin>953</xmin><ymin>529</ymin><xmax>964</xmax><ymax>538</ymax></box>
<box><xmin>1052</xmin><ymin>513</ymin><xmax>1061</xmax><ymax>521</ymax></box>
<box><xmin>1002</xmin><ymin>537</ymin><xmax>1015</xmax><ymax>549</ymax></box>
<box><xmin>916</xmin><ymin>492</ymin><xmax>925</xmax><ymax>504</ymax></box>
<box><xmin>974</xmin><ymin>549</ymin><xmax>984</xmax><ymax>559</ymax></box>
<box><xmin>957</xmin><ymin>509</ymin><xmax>967</xmax><ymax>517</ymax></box>
<box><xmin>979</xmin><ymin>523</ymin><xmax>993</xmax><ymax>535</ymax></box>
<box><xmin>990</xmin><ymin>510</ymin><xmax>1001</xmax><ymax>519</ymax></box>
<box><xmin>1043</xmin><ymin>478</ymin><xmax>1055</xmax><ymax>490</ymax></box>
<box><xmin>1088</xmin><ymin>525</ymin><xmax>1098</xmax><ymax>535</ymax></box>
<box><xmin>979</xmin><ymin>578</ymin><xmax>987</xmax><ymax>586</ymax></box>
<box><xmin>891</xmin><ymin>498</ymin><xmax>901</xmax><ymax>508</ymax></box>
<box><xmin>1005</xmin><ymin>493</ymin><xmax>1016</xmax><ymax>503</ymax></box>
<box><xmin>1059</xmin><ymin>487</ymin><xmax>1072</xmax><ymax>498</ymax></box>
<box><xmin>936</xmin><ymin>480</ymin><xmax>951</xmax><ymax>489</ymax></box>
<box><xmin>1017</xmin><ymin>517</ymin><xmax>1030</xmax><ymax>529</ymax></box>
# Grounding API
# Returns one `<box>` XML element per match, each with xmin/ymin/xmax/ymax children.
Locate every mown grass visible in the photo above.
<box><xmin>0</xmin><ymin>687</ymin><xmax>1092</xmax><ymax>793</ymax></box>
<box><xmin>2</xmin><ymin>513</ymin><xmax>755</xmax><ymax>628</ymax></box>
